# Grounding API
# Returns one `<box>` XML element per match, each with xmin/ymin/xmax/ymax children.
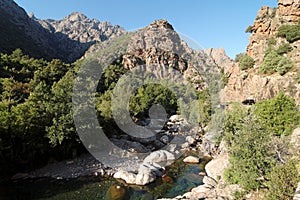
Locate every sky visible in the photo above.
<box><xmin>14</xmin><ymin>0</ymin><xmax>277</xmax><ymax>59</ymax></box>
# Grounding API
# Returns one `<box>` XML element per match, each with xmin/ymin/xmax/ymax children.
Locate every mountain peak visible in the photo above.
<box><xmin>149</xmin><ymin>19</ymin><xmax>174</xmax><ymax>30</ymax></box>
<box><xmin>66</xmin><ymin>12</ymin><xmax>89</xmax><ymax>21</ymax></box>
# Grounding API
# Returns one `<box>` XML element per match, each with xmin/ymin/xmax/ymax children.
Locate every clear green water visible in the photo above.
<box><xmin>0</xmin><ymin>156</ymin><xmax>209</xmax><ymax>200</ymax></box>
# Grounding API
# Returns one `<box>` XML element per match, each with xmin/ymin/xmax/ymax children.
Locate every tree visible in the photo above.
<box><xmin>224</xmin><ymin>113</ymin><xmax>276</xmax><ymax>191</ymax></box>
<box><xmin>245</xmin><ymin>25</ymin><xmax>254</xmax><ymax>33</ymax></box>
<box><xmin>266</xmin><ymin>159</ymin><xmax>300</xmax><ymax>200</ymax></box>
<box><xmin>238</xmin><ymin>54</ymin><xmax>255</xmax><ymax>70</ymax></box>
<box><xmin>46</xmin><ymin>69</ymin><xmax>77</xmax><ymax>147</ymax></box>
<box><xmin>254</xmin><ymin>92</ymin><xmax>300</xmax><ymax>136</ymax></box>
<box><xmin>277</xmin><ymin>22</ymin><xmax>300</xmax><ymax>43</ymax></box>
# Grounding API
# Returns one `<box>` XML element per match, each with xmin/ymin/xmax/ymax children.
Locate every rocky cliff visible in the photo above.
<box><xmin>34</xmin><ymin>12</ymin><xmax>125</xmax><ymax>62</ymax></box>
<box><xmin>0</xmin><ymin>0</ymin><xmax>125</xmax><ymax>62</ymax></box>
<box><xmin>85</xmin><ymin>19</ymin><xmax>220</xmax><ymax>92</ymax></box>
<box><xmin>247</xmin><ymin>0</ymin><xmax>300</xmax><ymax>65</ymax></box>
<box><xmin>223</xmin><ymin>0</ymin><xmax>300</xmax><ymax>104</ymax></box>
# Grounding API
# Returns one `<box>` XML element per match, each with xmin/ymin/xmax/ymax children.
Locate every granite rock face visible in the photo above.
<box><xmin>35</xmin><ymin>12</ymin><xmax>125</xmax><ymax>61</ymax></box>
<box><xmin>247</xmin><ymin>0</ymin><xmax>300</xmax><ymax>65</ymax></box>
<box><xmin>223</xmin><ymin>0</ymin><xmax>300</xmax><ymax>105</ymax></box>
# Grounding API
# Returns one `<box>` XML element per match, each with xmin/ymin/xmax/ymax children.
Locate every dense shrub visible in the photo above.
<box><xmin>260</xmin><ymin>48</ymin><xmax>280</xmax><ymax>74</ymax></box>
<box><xmin>266</xmin><ymin>159</ymin><xmax>300</xmax><ymax>200</ymax></box>
<box><xmin>267</xmin><ymin>37</ymin><xmax>277</xmax><ymax>46</ymax></box>
<box><xmin>224</xmin><ymin>94</ymin><xmax>300</xmax><ymax>195</ymax></box>
<box><xmin>224</xmin><ymin>112</ymin><xmax>276</xmax><ymax>191</ymax></box>
<box><xmin>238</xmin><ymin>54</ymin><xmax>255</xmax><ymax>70</ymax></box>
<box><xmin>234</xmin><ymin>53</ymin><xmax>244</xmax><ymax>62</ymax></box>
<box><xmin>277</xmin><ymin>22</ymin><xmax>300</xmax><ymax>43</ymax></box>
<box><xmin>276</xmin><ymin>43</ymin><xmax>293</xmax><ymax>55</ymax></box>
<box><xmin>254</xmin><ymin>92</ymin><xmax>300</xmax><ymax>136</ymax></box>
<box><xmin>245</xmin><ymin>25</ymin><xmax>253</xmax><ymax>33</ymax></box>
<box><xmin>260</xmin><ymin>48</ymin><xmax>293</xmax><ymax>75</ymax></box>
<box><xmin>129</xmin><ymin>83</ymin><xmax>178</xmax><ymax>119</ymax></box>
<box><xmin>0</xmin><ymin>50</ymin><xmax>76</xmax><ymax>177</ymax></box>
<box><xmin>276</xmin><ymin>56</ymin><xmax>293</xmax><ymax>75</ymax></box>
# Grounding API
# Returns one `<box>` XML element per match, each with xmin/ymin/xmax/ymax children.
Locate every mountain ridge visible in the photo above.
<box><xmin>0</xmin><ymin>0</ymin><xmax>125</xmax><ymax>62</ymax></box>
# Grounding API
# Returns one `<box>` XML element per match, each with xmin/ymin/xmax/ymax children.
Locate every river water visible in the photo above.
<box><xmin>0</xmin><ymin>155</ymin><xmax>210</xmax><ymax>200</ymax></box>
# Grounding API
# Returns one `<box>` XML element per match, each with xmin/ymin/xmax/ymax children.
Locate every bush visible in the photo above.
<box><xmin>224</xmin><ymin>95</ymin><xmax>300</xmax><ymax>196</ymax></box>
<box><xmin>266</xmin><ymin>159</ymin><xmax>300</xmax><ymax>200</ymax></box>
<box><xmin>260</xmin><ymin>48</ymin><xmax>293</xmax><ymax>75</ymax></box>
<box><xmin>224</xmin><ymin>113</ymin><xmax>276</xmax><ymax>191</ymax></box>
<box><xmin>254</xmin><ymin>92</ymin><xmax>300</xmax><ymax>136</ymax></box>
<box><xmin>260</xmin><ymin>48</ymin><xmax>280</xmax><ymax>74</ymax></box>
<box><xmin>277</xmin><ymin>22</ymin><xmax>300</xmax><ymax>43</ymax></box>
<box><xmin>267</xmin><ymin>37</ymin><xmax>277</xmax><ymax>46</ymax></box>
<box><xmin>277</xmin><ymin>56</ymin><xmax>293</xmax><ymax>75</ymax></box>
<box><xmin>276</xmin><ymin>43</ymin><xmax>293</xmax><ymax>55</ymax></box>
<box><xmin>234</xmin><ymin>53</ymin><xmax>245</xmax><ymax>62</ymax></box>
<box><xmin>238</xmin><ymin>54</ymin><xmax>255</xmax><ymax>70</ymax></box>
<box><xmin>245</xmin><ymin>25</ymin><xmax>254</xmax><ymax>33</ymax></box>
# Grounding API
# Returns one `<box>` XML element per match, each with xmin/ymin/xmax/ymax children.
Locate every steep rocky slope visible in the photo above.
<box><xmin>0</xmin><ymin>0</ymin><xmax>125</xmax><ymax>62</ymax></box>
<box><xmin>0</xmin><ymin>0</ymin><xmax>58</xmax><ymax>59</ymax></box>
<box><xmin>84</xmin><ymin>19</ymin><xmax>220</xmax><ymax>92</ymax></box>
<box><xmin>223</xmin><ymin>0</ymin><xmax>300</xmax><ymax>104</ymax></box>
<box><xmin>34</xmin><ymin>12</ymin><xmax>125</xmax><ymax>62</ymax></box>
<box><xmin>247</xmin><ymin>0</ymin><xmax>300</xmax><ymax>65</ymax></box>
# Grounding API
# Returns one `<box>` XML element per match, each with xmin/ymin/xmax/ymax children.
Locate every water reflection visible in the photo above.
<box><xmin>1</xmin><ymin>155</ymin><xmax>209</xmax><ymax>200</ymax></box>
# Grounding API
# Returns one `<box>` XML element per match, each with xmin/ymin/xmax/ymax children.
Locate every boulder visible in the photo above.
<box><xmin>136</xmin><ymin>173</ymin><xmax>156</xmax><ymax>185</ymax></box>
<box><xmin>113</xmin><ymin>171</ymin><xmax>137</xmax><ymax>184</ymax></box>
<box><xmin>152</xmin><ymin>140</ymin><xmax>166</xmax><ymax>149</ymax></box>
<box><xmin>169</xmin><ymin>115</ymin><xmax>181</xmax><ymax>122</ymax></box>
<box><xmin>205</xmin><ymin>153</ymin><xmax>230</xmax><ymax>182</ymax></box>
<box><xmin>203</xmin><ymin>176</ymin><xmax>218</xmax><ymax>188</ymax></box>
<box><xmin>186</xmin><ymin>136</ymin><xmax>195</xmax><ymax>144</ymax></box>
<box><xmin>291</xmin><ymin>128</ymin><xmax>300</xmax><ymax>150</ymax></box>
<box><xmin>105</xmin><ymin>185</ymin><xmax>128</xmax><ymax>200</ymax></box>
<box><xmin>183</xmin><ymin>156</ymin><xmax>199</xmax><ymax>164</ymax></box>
<box><xmin>160</xmin><ymin>135</ymin><xmax>169</xmax><ymax>144</ymax></box>
<box><xmin>138</xmin><ymin>162</ymin><xmax>163</xmax><ymax>176</ymax></box>
<box><xmin>143</xmin><ymin>150</ymin><xmax>175</xmax><ymax>164</ymax></box>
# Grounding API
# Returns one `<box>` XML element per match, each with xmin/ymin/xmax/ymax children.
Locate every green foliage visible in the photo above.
<box><xmin>245</xmin><ymin>25</ymin><xmax>253</xmax><ymax>33</ymax></box>
<box><xmin>254</xmin><ymin>92</ymin><xmax>300</xmax><ymax>136</ymax></box>
<box><xmin>0</xmin><ymin>50</ymin><xmax>77</xmax><ymax>177</ymax></box>
<box><xmin>224</xmin><ymin>113</ymin><xmax>276</xmax><ymax>191</ymax></box>
<box><xmin>196</xmin><ymin>89</ymin><xmax>212</xmax><ymax>129</ymax></box>
<box><xmin>267</xmin><ymin>37</ymin><xmax>277</xmax><ymax>46</ymax></box>
<box><xmin>276</xmin><ymin>56</ymin><xmax>293</xmax><ymax>75</ymax></box>
<box><xmin>260</xmin><ymin>48</ymin><xmax>293</xmax><ymax>75</ymax></box>
<box><xmin>129</xmin><ymin>84</ymin><xmax>178</xmax><ymax>119</ymax></box>
<box><xmin>234</xmin><ymin>53</ymin><xmax>245</xmax><ymax>62</ymax></box>
<box><xmin>223</xmin><ymin>104</ymin><xmax>249</xmax><ymax>144</ymax></box>
<box><xmin>220</xmin><ymin>68</ymin><xmax>229</xmax><ymax>86</ymax></box>
<box><xmin>224</xmin><ymin>95</ymin><xmax>300</xmax><ymax>194</ymax></box>
<box><xmin>46</xmin><ymin>69</ymin><xmax>77</xmax><ymax>146</ymax></box>
<box><xmin>277</xmin><ymin>21</ymin><xmax>300</xmax><ymax>43</ymax></box>
<box><xmin>238</xmin><ymin>54</ymin><xmax>255</xmax><ymax>70</ymax></box>
<box><xmin>266</xmin><ymin>159</ymin><xmax>300</xmax><ymax>200</ymax></box>
<box><xmin>276</xmin><ymin>43</ymin><xmax>293</xmax><ymax>55</ymax></box>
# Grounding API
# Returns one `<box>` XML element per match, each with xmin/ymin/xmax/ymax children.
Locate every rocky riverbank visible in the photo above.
<box><xmin>10</xmin><ymin>114</ymin><xmax>245</xmax><ymax>199</ymax></box>
<box><xmin>11</xmin><ymin>115</ymin><xmax>203</xmax><ymax>181</ymax></box>
<box><xmin>158</xmin><ymin>143</ymin><xmax>242</xmax><ymax>200</ymax></box>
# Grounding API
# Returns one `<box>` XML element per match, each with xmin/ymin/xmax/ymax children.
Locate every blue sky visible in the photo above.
<box><xmin>15</xmin><ymin>0</ymin><xmax>277</xmax><ymax>58</ymax></box>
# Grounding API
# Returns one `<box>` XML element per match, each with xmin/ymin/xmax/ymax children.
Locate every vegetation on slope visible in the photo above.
<box><xmin>223</xmin><ymin>93</ymin><xmax>300</xmax><ymax>199</ymax></box>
